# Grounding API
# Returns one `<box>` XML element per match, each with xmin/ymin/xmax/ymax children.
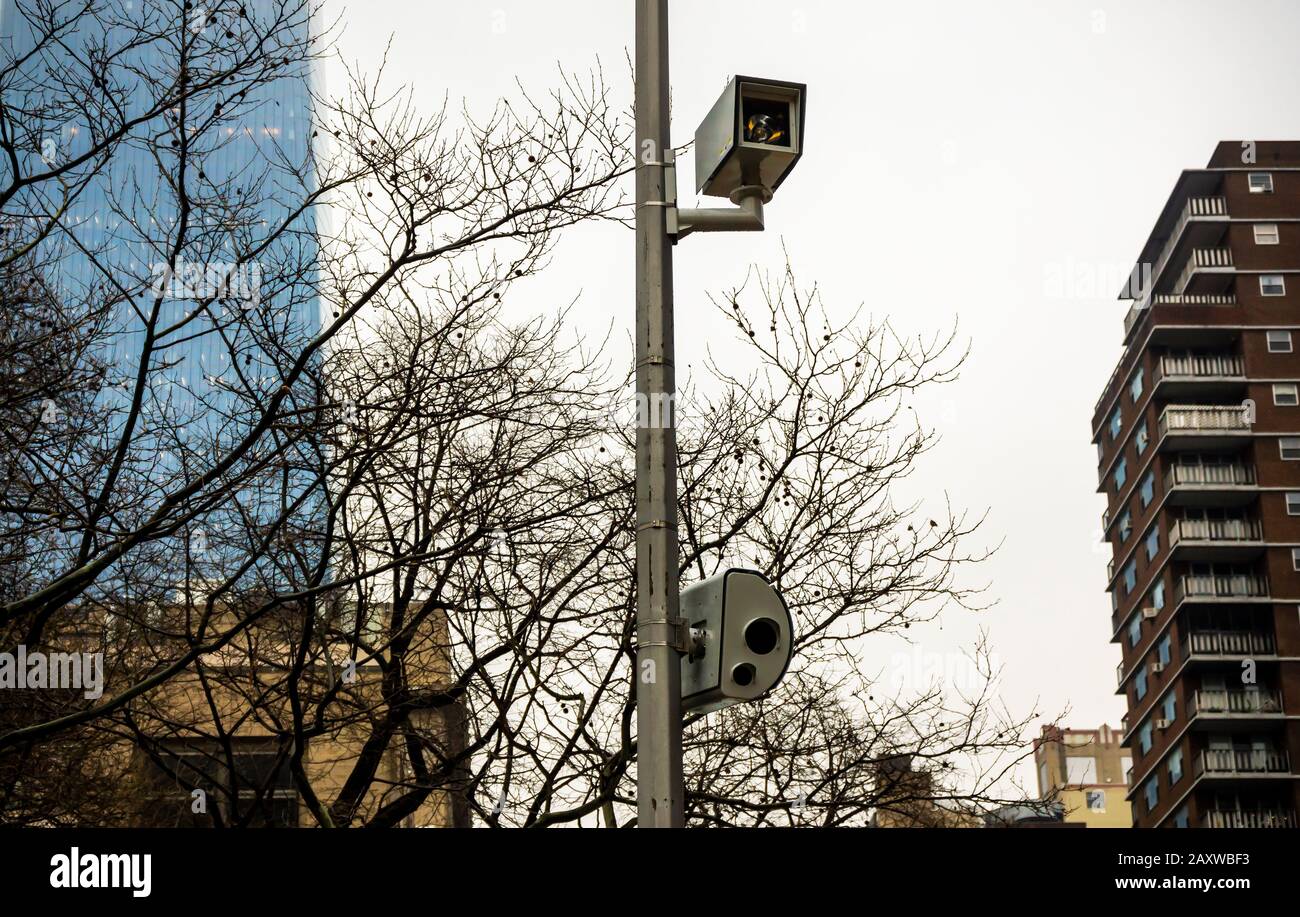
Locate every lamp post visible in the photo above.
<box><xmin>633</xmin><ymin>0</ymin><xmax>685</xmax><ymax>829</ymax></box>
<box><xmin>633</xmin><ymin>0</ymin><xmax>805</xmax><ymax>828</ymax></box>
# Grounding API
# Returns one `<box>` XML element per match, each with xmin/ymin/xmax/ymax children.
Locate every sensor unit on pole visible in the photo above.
<box><xmin>679</xmin><ymin>568</ymin><xmax>794</xmax><ymax>714</ymax></box>
<box><xmin>693</xmin><ymin>76</ymin><xmax>806</xmax><ymax>199</ymax></box>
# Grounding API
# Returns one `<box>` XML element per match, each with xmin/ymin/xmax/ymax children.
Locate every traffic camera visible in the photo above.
<box><xmin>694</xmin><ymin>76</ymin><xmax>806</xmax><ymax>200</ymax></box>
<box><xmin>679</xmin><ymin>568</ymin><xmax>794</xmax><ymax>714</ymax></box>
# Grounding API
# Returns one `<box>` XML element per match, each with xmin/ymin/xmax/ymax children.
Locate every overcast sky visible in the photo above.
<box><xmin>323</xmin><ymin>0</ymin><xmax>1300</xmax><ymax>788</ymax></box>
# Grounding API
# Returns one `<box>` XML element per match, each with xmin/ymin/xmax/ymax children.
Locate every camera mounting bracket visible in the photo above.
<box><xmin>653</xmin><ymin>149</ymin><xmax>770</xmax><ymax>242</ymax></box>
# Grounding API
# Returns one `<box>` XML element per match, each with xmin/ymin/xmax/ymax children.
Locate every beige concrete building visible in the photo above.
<box><xmin>42</xmin><ymin>599</ymin><xmax>467</xmax><ymax>827</ymax></box>
<box><xmin>1033</xmin><ymin>724</ymin><xmax>1133</xmax><ymax>827</ymax></box>
<box><xmin>870</xmin><ymin>754</ymin><xmax>982</xmax><ymax>828</ymax></box>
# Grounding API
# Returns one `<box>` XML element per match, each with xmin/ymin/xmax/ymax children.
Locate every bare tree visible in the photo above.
<box><xmin>0</xmin><ymin>0</ymin><xmax>1040</xmax><ymax>828</ymax></box>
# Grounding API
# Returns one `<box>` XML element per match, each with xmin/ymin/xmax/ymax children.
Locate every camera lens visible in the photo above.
<box><xmin>732</xmin><ymin>663</ymin><xmax>756</xmax><ymax>687</ymax></box>
<box><xmin>742</xmin><ymin>98</ymin><xmax>790</xmax><ymax>146</ymax></box>
<box><xmin>746</xmin><ymin>114</ymin><xmax>779</xmax><ymax>143</ymax></box>
<box><xmin>744</xmin><ymin>617</ymin><xmax>780</xmax><ymax>655</ymax></box>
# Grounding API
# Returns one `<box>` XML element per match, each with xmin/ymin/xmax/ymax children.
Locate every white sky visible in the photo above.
<box><xmin>323</xmin><ymin>0</ymin><xmax>1300</xmax><ymax>790</ymax></box>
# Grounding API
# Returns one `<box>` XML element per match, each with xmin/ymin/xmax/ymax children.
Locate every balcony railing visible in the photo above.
<box><xmin>1191</xmin><ymin>688</ymin><xmax>1283</xmax><ymax>716</ymax></box>
<box><xmin>1128</xmin><ymin>197</ymin><xmax>1229</xmax><ymax>309</ymax></box>
<box><xmin>1175</xmin><ymin>573</ymin><xmax>1269</xmax><ymax>602</ymax></box>
<box><xmin>1154</xmin><ymin>353</ymin><xmax>1244</xmax><ymax>382</ymax></box>
<box><xmin>1202</xmin><ymin>809</ymin><xmax>1297</xmax><ymax>828</ymax></box>
<box><xmin>1175</xmin><ymin>247</ymin><xmax>1234</xmax><ymax>294</ymax></box>
<box><xmin>1158</xmin><ymin>405</ymin><xmax>1251</xmax><ymax>437</ymax></box>
<box><xmin>1169</xmin><ymin>518</ymin><xmax>1261</xmax><ymax>546</ymax></box>
<box><xmin>1164</xmin><ymin>463</ymin><xmax>1255</xmax><ymax>488</ymax></box>
<box><xmin>1104</xmin><ymin>290</ymin><xmax>1237</xmax><ymax>418</ymax></box>
<box><xmin>1183</xmin><ymin>630</ymin><xmax>1276</xmax><ymax>657</ymax></box>
<box><xmin>1195</xmin><ymin>748</ymin><xmax>1290</xmax><ymax>776</ymax></box>
<box><xmin>1122</xmin><ymin>292</ymin><xmax>1236</xmax><ymax>341</ymax></box>
<box><xmin>1152</xmin><ymin>196</ymin><xmax>1229</xmax><ymax>287</ymax></box>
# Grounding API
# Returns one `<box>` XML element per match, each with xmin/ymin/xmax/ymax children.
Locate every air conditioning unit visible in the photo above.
<box><xmin>1141</xmin><ymin>606</ymin><xmax>1159</xmax><ymax>620</ymax></box>
<box><xmin>1155</xmin><ymin>718</ymin><xmax>1172</xmax><ymax>730</ymax></box>
<box><xmin>1151</xmin><ymin>661</ymin><xmax>1166</xmax><ymax>674</ymax></box>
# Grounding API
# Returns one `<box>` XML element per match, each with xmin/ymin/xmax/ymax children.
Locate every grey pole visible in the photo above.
<box><xmin>634</xmin><ymin>0</ymin><xmax>685</xmax><ymax>828</ymax></box>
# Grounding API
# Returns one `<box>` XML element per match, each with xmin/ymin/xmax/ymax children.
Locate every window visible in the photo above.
<box><xmin>1274</xmin><ymin>383</ymin><xmax>1298</xmax><ymax>406</ymax></box>
<box><xmin>1292</xmin><ymin>548</ymin><xmax>1300</xmax><ymax>572</ymax></box>
<box><xmin>1268</xmin><ymin>330</ymin><xmax>1293</xmax><ymax>353</ymax></box>
<box><xmin>1139</xmin><ymin>471</ymin><xmax>1156</xmax><ymax>509</ymax></box>
<box><xmin>1135</xmin><ymin>420</ymin><xmax>1149</xmax><ymax>455</ymax></box>
<box><xmin>1145</xmin><ymin>526</ymin><xmax>1160</xmax><ymax>562</ymax></box>
<box><xmin>137</xmin><ymin>739</ymin><xmax>298</xmax><ymax>828</ymax></box>
<box><xmin>1288</xmin><ymin>493</ymin><xmax>1300</xmax><ymax>516</ymax></box>
<box><xmin>1138</xmin><ymin>720</ymin><xmax>1153</xmax><ymax>753</ymax></box>
<box><xmin>1261</xmin><ymin>275</ymin><xmax>1286</xmax><ymax>296</ymax></box>
<box><xmin>1281</xmin><ymin>438</ymin><xmax>1300</xmax><ymax>460</ymax></box>
<box><xmin>1135</xmin><ymin>667</ymin><xmax>1148</xmax><ymax>702</ymax></box>
<box><xmin>1157</xmin><ymin>634</ymin><xmax>1172</xmax><ymax>666</ymax></box>
<box><xmin>1255</xmin><ymin>223</ymin><xmax>1280</xmax><ymax>245</ymax></box>
<box><xmin>1248</xmin><ymin>172</ymin><xmax>1274</xmax><ymax>193</ymax></box>
<box><xmin>1152</xmin><ymin>579</ymin><xmax>1165</xmax><ymax>610</ymax></box>
<box><xmin>1143</xmin><ymin>776</ymin><xmax>1159</xmax><ymax>813</ymax></box>
<box><xmin>1172</xmin><ymin>805</ymin><xmax>1189</xmax><ymax>828</ymax></box>
<box><xmin>1086</xmin><ymin>790</ymin><xmax>1106</xmax><ymax>812</ymax></box>
<box><xmin>1066</xmin><ymin>758</ymin><xmax>1097</xmax><ymax>785</ymax></box>
<box><xmin>1110</xmin><ymin>406</ymin><xmax>1123</xmax><ymax>440</ymax></box>
<box><xmin>1123</xmin><ymin>560</ymin><xmax>1137</xmax><ymax>595</ymax></box>
<box><xmin>1128</xmin><ymin>614</ymin><xmax>1142</xmax><ymax>648</ymax></box>
<box><xmin>1118</xmin><ymin>509</ymin><xmax>1133</xmax><ymax>542</ymax></box>
<box><xmin>1114</xmin><ymin>458</ymin><xmax>1128</xmax><ymax>491</ymax></box>
<box><xmin>1168</xmin><ymin>748</ymin><xmax>1184</xmax><ymax>785</ymax></box>
<box><xmin>1130</xmin><ymin>368</ymin><xmax>1144</xmax><ymax>402</ymax></box>
<box><xmin>1161</xmin><ymin>690</ymin><xmax>1175</xmax><ymax>721</ymax></box>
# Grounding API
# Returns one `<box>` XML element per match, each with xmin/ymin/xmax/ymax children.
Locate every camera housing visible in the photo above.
<box><xmin>694</xmin><ymin>75</ymin><xmax>806</xmax><ymax>199</ymax></box>
<box><xmin>679</xmin><ymin>568</ymin><xmax>794</xmax><ymax>714</ymax></box>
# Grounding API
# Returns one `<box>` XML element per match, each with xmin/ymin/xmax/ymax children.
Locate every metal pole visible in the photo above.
<box><xmin>634</xmin><ymin>0</ymin><xmax>685</xmax><ymax>828</ymax></box>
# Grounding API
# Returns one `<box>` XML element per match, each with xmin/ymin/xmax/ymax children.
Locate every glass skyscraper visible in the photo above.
<box><xmin>1</xmin><ymin>0</ymin><xmax>327</xmax><ymax>596</ymax></box>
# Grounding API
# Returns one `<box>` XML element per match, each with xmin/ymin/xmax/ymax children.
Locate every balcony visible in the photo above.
<box><xmin>1156</xmin><ymin>353</ymin><xmax>1244</xmax><ymax>381</ymax></box>
<box><xmin>1164</xmin><ymin>463</ymin><xmax>1255</xmax><ymax>508</ymax></box>
<box><xmin>1175</xmin><ymin>573</ymin><xmax>1269</xmax><ymax>603</ymax></box>
<box><xmin>1168</xmin><ymin>518</ymin><xmax>1263</xmax><ymax>560</ymax></box>
<box><xmin>1182</xmin><ymin>630</ymin><xmax>1276</xmax><ymax>658</ymax></box>
<box><xmin>1202</xmin><ymin>809</ymin><xmax>1297</xmax><ymax>828</ymax></box>
<box><xmin>1191</xmin><ymin>688</ymin><xmax>1283</xmax><ymax>718</ymax></box>
<box><xmin>1122</xmin><ymin>292</ymin><xmax>1236</xmax><ymax>345</ymax></box>
<box><xmin>1194</xmin><ymin>748</ymin><xmax>1291</xmax><ymax>777</ymax></box>
<box><xmin>1153</xmin><ymin>354</ymin><xmax>1246</xmax><ymax>400</ymax></box>
<box><xmin>1127</xmin><ymin>197</ymin><xmax>1229</xmax><ymax>309</ymax></box>
<box><xmin>1175</xmin><ymin>247</ymin><xmax>1235</xmax><ymax>295</ymax></box>
<box><xmin>1158</xmin><ymin>405</ymin><xmax>1252</xmax><ymax>450</ymax></box>
<box><xmin>1159</xmin><ymin>404</ymin><xmax>1251</xmax><ymax>435</ymax></box>
<box><xmin>1165</xmin><ymin>463</ymin><xmax>1254</xmax><ymax>488</ymax></box>
<box><xmin>1156</xmin><ymin>197</ymin><xmax>1229</xmax><ymax>282</ymax></box>
<box><xmin>1170</xmin><ymin>518</ymin><xmax>1260</xmax><ymax>544</ymax></box>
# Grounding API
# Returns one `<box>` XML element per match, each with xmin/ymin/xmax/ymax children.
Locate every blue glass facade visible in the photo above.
<box><xmin>1</xmin><ymin>0</ymin><xmax>326</xmax><ymax>592</ymax></box>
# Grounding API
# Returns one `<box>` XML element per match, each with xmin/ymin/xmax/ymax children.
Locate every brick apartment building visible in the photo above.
<box><xmin>1093</xmin><ymin>141</ymin><xmax>1300</xmax><ymax>828</ymax></box>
